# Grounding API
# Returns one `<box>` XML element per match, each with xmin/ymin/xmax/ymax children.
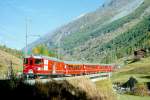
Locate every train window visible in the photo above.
<box><xmin>68</xmin><ymin>65</ymin><xmax>80</xmax><ymax>70</ymax></box>
<box><xmin>35</xmin><ymin>59</ymin><xmax>43</xmax><ymax>65</ymax></box>
<box><xmin>23</xmin><ymin>58</ymin><xmax>28</xmax><ymax>64</ymax></box>
<box><xmin>30</xmin><ymin>60</ymin><xmax>33</xmax><ymax>65</ymax></box>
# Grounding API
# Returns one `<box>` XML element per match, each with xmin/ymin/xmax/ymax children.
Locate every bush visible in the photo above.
<box><xmin>133</xmin><ymin>83</ymin><xmax>149</xmax><ymax>96</ymax></box>
<box><xmin>0</xmin><ymin>78</ymin><xmax>117</xmax><ymax>100</ymax></box>
<box><xmin>95</xmin><ymin>79</ymin><xmax>117</xmax><ymax>100</ymax></box>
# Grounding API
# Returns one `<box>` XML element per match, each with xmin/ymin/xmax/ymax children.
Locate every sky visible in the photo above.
<box><xmin>0</xmin><ymin>0</ymin><xmax>105</xmax><ymax>50</ymax></box>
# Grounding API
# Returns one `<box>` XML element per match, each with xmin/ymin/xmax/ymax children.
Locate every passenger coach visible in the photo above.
<box><xmin>23</xmin><ymin>55</ymin><xmax>113</xmax><ymax>78</ymax></box>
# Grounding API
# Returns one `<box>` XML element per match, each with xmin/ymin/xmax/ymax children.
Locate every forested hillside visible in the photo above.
<box><xmin>27</xmin><ymin>0</ymin><xmax>150</xmax><ymax>64</ymax></box>
<box><xmin>97</xmin><ymin>16</ymin><xmax>150</xmax><ymax>63</ymax></box>
<box><xmin>62</xmin><ymin>0</ymin><xmax>150</xmax><ymax>63</ymax></box>
<box><xmin>28</xmin><ymin>0</ymin><xmax>143</xmax><ymax>49</ymax></box>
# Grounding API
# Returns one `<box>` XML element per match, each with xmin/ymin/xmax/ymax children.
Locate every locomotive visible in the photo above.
<box><xmin>23</xmin><ymin>55</ymin><xmax>114</xmax><ymax>78</ymax></box>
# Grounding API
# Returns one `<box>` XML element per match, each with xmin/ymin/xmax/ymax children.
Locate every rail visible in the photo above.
<box><xmin>24</xmin><ymin>72</ymin><xmax>111</xmax><ymax>85</ymax></box>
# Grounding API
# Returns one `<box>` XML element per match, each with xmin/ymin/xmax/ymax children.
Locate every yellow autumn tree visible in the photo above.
<box><xmin>32</xmin><ymin>44</ymin><xmax>56</xmax><ymax>57</ymax></box>
<box><xmin>32</xmin><ymin>46</ymin><xmax>40</xmax><ymax>55</ymax></box>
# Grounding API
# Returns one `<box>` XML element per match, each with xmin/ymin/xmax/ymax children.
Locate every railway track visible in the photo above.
<box><xmin>24</xmin><ymin>72</ymin><xmax>111</xmax><ymax>85</ymax></box>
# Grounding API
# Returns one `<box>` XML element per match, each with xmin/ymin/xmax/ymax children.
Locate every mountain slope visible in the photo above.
<box><xmin>0</xmin><ymin>49</ymin><xmax>22</xmax><ymax>79</ymax></box>
<box><xmin>61</xmin><ymin>0</ymin><xmax>150</xmax><ymax>63</ymax></box>
<box><xmin>27</xmin><ymin>0</ymin><xmax>150</xmax><ymax>63</ymax></box>
<box><xmin>28</xmin><ymin>0</ymin><xmax>143</xmax><ymax>47</ymax></box>
<box><xmin>52</xmin><ymin>0</ymin><xmax>143</xmax><ymax>44</ymax></box>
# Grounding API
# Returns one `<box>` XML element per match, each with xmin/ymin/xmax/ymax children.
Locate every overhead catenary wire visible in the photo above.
<box><xmin>0</xmin><ymin>1</ymin><xmax>27</xmax><ymax>46</ymax></box>
<box><xmin>0</xmin><ymin>25</ymin><xmax>16</xmax><ymax>39</ymax></box>
<box><xmin>0</xmin><ymin>1</ymin><xmax>37</xmax><ymax>49</ymax></box>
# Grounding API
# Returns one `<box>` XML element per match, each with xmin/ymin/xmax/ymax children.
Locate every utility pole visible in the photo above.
<box><xmin>25</xmin><ymin>17</ymin><xmax>42</xmax><ymax>56</ymax></box>
<box><xmin>25</xmin><ymin>17</ymin><xmax>28</xmax><ymax>57</ymax></box>
<box><xmin>25</xmin><ymin>17</ymin><xmax>34</xmax><ymax>56</ymax></box>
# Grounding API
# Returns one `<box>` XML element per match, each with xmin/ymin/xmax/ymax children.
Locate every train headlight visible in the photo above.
<box><xmin>28</xmin><ymin>69</ymin><xmax>33</xmax><ymax>74</ymax></box>
<box><xmin>37</xmin><ymin>67</ymin><xmax>41</xmax><ymax>70</ymax></box>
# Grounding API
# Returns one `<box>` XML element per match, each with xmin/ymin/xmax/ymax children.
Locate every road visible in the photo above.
<box><xmin>24</xmin><ymin>72</ymin><xmax>111</xmax><ymax>85</ymax></box>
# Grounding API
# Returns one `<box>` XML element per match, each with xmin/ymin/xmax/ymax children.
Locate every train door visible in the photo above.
<box><xmin>52</xmin><ymin>62</ymin><xmax>56</xmax><ymax>74</ymax></box>
<box><xmin>28</xmin><ymin>57</ymin><xmax>34</xmax><ymax>74</ymax></box>
<box><xmin>42</xmin><ymin>59</ymin><xmax>50</xmax><ymax>75</ymax></box>
<box><xmin>55</xmin><ymin>62</ymin><xmax>64</xmax><ymax>75</ymax></box>
<box><xmin>44</xmin><ymin>59</ymin><xmax>48</xmax><ymax>71</ymax></box>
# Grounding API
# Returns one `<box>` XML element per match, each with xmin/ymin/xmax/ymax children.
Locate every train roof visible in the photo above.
<box><xmin>24</xmin><ymin>55</ymin><xmax>62</xmax><ymax>62</ymax></box>
<box><xmin>83</xmin><ymin>63</ymin><xmax>100</xmax><ymax>65</ymax></box>
<box><xmin>64</xmin><ymin>61</ymin><xmax>83</xmax><ymax>65</ymax></box>
<box><xmin>63</xmin><ymin>61</ymin><xmax>112</xmax><ymax>66</ymax></box>
<box><xmin>24</xmin><ymin>55</ymin><xmax>114</xmax><ymax>66</ymax></box>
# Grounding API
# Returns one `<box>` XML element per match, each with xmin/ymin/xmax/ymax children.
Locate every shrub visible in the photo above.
<box><xmin>133</xmin><ymin>83</ymin><xmax>149</xmax><ymax>96</ymax></box>
<box><xmin>34</xmin><ymin>80</ymin><xmax>88</xmax><ymax>100</ymax></box>
<box><xmin>0</xmin><ymin>78</ymin><xmax>117</xmax><ymax>100</ymax></box>
<box><xmin>96</xmin><ymin>79</ymin><xmax>117</xmax><ymax>100</ymax></box>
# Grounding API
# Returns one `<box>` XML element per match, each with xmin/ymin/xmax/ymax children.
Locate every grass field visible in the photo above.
<box><xmin>67</xmin><ymin>77</ymin><xmax>117</xmax><ymax>100</ymax></box>
<box><xmin>118</xmin><ymin>94</ymin><xmax>150</xmax><ymax>100</ymax></box>
<box><xmin>112</xmin><ymin>56</ymin><xmax>150</xmax><ymax>99</ymax></box>
<box><xmin>95</xmin><ymin>79</ymin><xmax>117</xmax><ymax>100</ymax></box>
<box><xmin>112</xmin><ymin>57</ymin><xmax>150</xmax><ymax>83</ymax></box>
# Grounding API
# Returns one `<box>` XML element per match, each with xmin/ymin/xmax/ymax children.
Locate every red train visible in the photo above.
<box><xmin>23</xmin><ymin>55</ymin><xmax>114</xmax><ymax>78</ymax></box>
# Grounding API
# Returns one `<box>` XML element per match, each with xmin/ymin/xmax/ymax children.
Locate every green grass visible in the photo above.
<box><xmin>112</xmin><ymin>56</ymin><xmax>150</xmax><ymax>99</ymax></box>
<box><xmin>67</xmin><ymin>77</ymin><xmax>117</xmax><ymax>100</ymax></box>
<box><xmin>112</xmin><ymin>57</ymin><xmax>150</xmax><ymax>83</ymax></box>
<box><xmin>118</xmin><ymin>94</ymin><xmax>150</xmax><ymax>100</ymax></box>
<box><xmin>95</xmin><ymin>79</ymin><xmax>117</xmax><ymax>100</ymax></box>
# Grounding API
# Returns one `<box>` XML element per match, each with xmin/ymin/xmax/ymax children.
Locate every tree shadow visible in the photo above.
<box><xmin>0</xmin><ymin>79</ymin><xmax>88</xmax><ymax>100</ymax></box>
<box><xmin>140</xmin><ymin>76</ymin><xmax>150</xmax><ymax>90</ymax></box>
<box><xmin>140</xmin><ymin>75</ymin><xmax>150</xmax><ymax>79</ymax></box>
<box><xmin>146</xmin><ymin>82</ymin><xmax>150</xmax><ymax>90</ymax></box>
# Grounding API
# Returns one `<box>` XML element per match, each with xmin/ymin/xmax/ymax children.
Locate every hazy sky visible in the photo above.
<box><xmin>0</xmin><ymin>0</ymin><xmax>105</xmax><ymax>49</ymax></box>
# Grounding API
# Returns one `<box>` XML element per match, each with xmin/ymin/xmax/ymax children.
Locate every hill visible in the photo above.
<box><xmin>27</xmin><ymin>0</ymin><xmax>150</xmax><ymax>64</ymax></box>
<box><xmin>0</xmin><ymin>45</ymin><xmax>22</xmax><ymax>58</ymax></box>
<box><xmin>112</xmin><ymin>56</ymin><xmax>150</xmax><ymax>83</ymax></box>
<box><xmin>0</xmin><ymin>49</ymin><xmax>22</xmax><ymax>79</ymax></box>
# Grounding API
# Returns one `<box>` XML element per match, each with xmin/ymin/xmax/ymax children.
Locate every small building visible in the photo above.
<box><xmin>134</xmin><ymin>49</ymin><xmax>146</xmax><ymax>60</ymax></box>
